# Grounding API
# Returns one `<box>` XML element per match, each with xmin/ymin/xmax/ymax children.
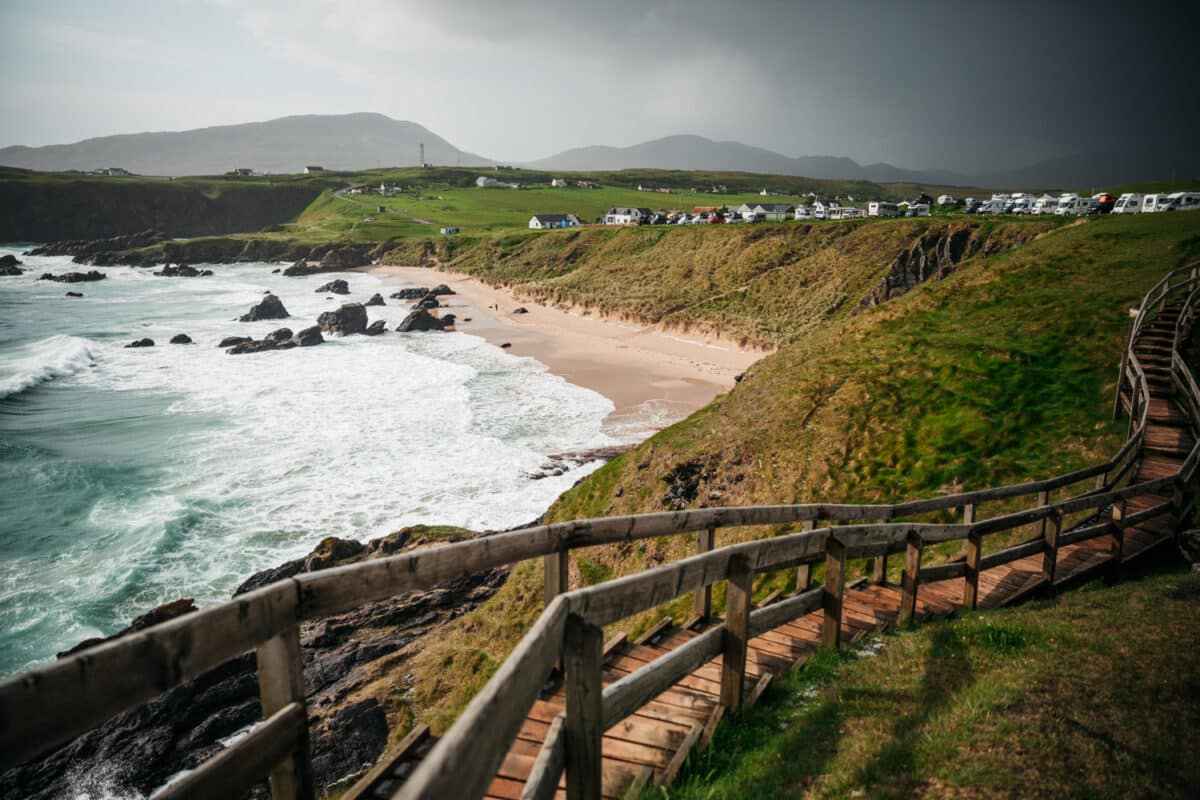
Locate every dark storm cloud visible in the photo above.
<box><xmin>0</xmin><ymin>0</ymin><xmax>1195</xmax><ymax>173</ymax></box>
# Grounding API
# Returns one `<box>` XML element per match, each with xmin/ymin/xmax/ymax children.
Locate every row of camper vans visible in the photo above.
<box><xmin>1112</xmin><ymin>192</ymin><xmax>1200</xmax><ymax>214</ymax></box>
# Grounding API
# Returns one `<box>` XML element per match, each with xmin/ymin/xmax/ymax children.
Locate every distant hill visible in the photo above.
<box><xmin>529</xmin><ymin>135</ymin><xmax>1200</xmax><ymax>190</ymax></box>
<box><xmin>526</xmin><ymin>134</ymin><xmax>967</xmax><ymax>186</ymax></box>
<box><xmin>0</xmin><ymin>113</ymin><xmax>493</xmax><ymax>176</ymax></box>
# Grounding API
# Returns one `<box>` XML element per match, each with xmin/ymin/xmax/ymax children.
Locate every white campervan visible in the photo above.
<box><xmin>1032</xmin><ymin>195</ymin><xmax>1059</xmax><ymax>215</ymax></box>
<box><xmin>867</xmin><ymin>201</ymin><xmax>899</xmax><ymax>218</ymax></box>
<box><xmin>1162</xmin><ymin>192</ymin><xmax>1200</xmax><ymax>212</ymax></box>
<box><xmin>1054</xmin><ymin>194</ymin><xmax>1084</xmax><ymax>215</ymax></box>
<box><xmin>1112</xmin><ymin>193</ymin><xmax>1142</xmax><ymax>214</ymax></box>
<box><xmin>1143</xmin><ymin>194</ymin><xmax>1169</xmax><ymax>213</ymax></box>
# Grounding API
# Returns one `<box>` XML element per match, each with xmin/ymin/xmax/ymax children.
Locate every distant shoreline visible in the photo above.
<box><xmin>368</xmin><ymin>264</ymin><xmax>766</xmax><ymax>433</ymax></box>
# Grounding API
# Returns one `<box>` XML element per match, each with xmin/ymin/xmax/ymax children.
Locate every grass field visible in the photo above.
<box><xmin>653</xmin><ymin>563</ymin><xmax>1200</xmax><ymax>800</ymax></box>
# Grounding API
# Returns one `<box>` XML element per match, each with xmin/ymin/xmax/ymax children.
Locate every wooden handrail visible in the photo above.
<box><xmin>1</xmin><ymin>261</ymin><xmax>1197</xmax><ymax>800</ymax></box>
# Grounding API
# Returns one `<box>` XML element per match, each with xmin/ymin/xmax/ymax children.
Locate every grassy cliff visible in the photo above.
<box><xmin>397</xmin><ymin>211</ymin><xmax>1200</xmax><ymax>736</ymax></box>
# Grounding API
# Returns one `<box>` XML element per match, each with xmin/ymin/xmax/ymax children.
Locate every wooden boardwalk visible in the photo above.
<box><xmin>341</xmin><ymin>298</ymin><xmax>1195</xmax><ymax>800</ymax></box>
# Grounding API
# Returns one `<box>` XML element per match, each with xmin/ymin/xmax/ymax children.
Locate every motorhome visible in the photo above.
<box><xmin>867</xmin><ymin>201</ymin><xmax>899</xmax><ymax>218</ymax></box>
<box><xmin>1009</xmin><ymin>193</ymin><xmax>1035</xmax><ymax>214</ymax></box>
<box><xmin>1162</xmin><ymin>192</ymin><xmax>1200</xmax><ymax>212</ymax></box>
<box><xmin>1032</xmin><ymin>194</ymin><xmax>1059</xmax><ymax>215</ymax></box>
<box><xmin>1112</xmin><ymin>193</ymin><xmax>1143</xmax><ymax>214</ymax></box>
<box><xmin>1055</xmin><ymin>194</ymin><xmax>1086</xmax><ymax>215</ymax></box>
<box><xmin>1142</xmin><ymin>194</ymin><xmax>1170</xmax><ymax>213</ymax></box>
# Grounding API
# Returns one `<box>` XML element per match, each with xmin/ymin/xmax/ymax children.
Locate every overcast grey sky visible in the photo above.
<box><xmin>0</xmin><ymin>0</ymin><xmax>1195</xmax><ymax>173</ymax></box>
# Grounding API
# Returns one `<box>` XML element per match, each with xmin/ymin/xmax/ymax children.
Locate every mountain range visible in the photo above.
<box><xmin>0</xmin><ymin>113</ymin><xmax>1195</xmax><ymax>190</ymax></box>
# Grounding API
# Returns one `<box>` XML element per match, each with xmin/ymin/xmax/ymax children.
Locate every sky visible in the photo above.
<box><xmin>0</xmin><ymin>0</ymin><xmax>1196</xmax><ymax>174</ymax></box>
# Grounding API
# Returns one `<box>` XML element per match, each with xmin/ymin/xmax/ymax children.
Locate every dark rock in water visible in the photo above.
<box><xmin>282</xmin><ymin>259</ymin><xmax>311</xmax><ymax>276</ymax></box>
<box><xmin>39</xmin><ymin>270</ymin><xmax>106</xmax><ymax>283</ymax></box>
<box><xmin>364</xmin><ymin>320</ymin><xmax>387</xmax><ymax>336</ymax></box>
<box><xmin>389</xmin><ymin>287</ymin><xmax>428</xmax><ymax>300</ymax></box>
<box><xmin>58</xmin><ymin>598</ymin><xmax>197</xmax><ymax>659</ymax></box>
<box><xmin>218</xmin><ymin>336</ymin><xmax>253</xmax><ymax>348</ymax></box>
<box><xmin>440</xmin><ymin>314</ymin><xmax>456</xmax><ymax>328</ymax></box>
<box><xmin>27</xmin><ymin>230</ymin><xmax>165</xmax><ymax>264</ymax></box>
<box><xmin>264</xmin><ymin>327</ymin><xmax>294</xmax><ymax>344</ymax></box>
<box><xmin>294</xmin><ymin>326</ymin><xmax>324</xmax><ymax>347</ymax></box>
<box><xmin>169</xmin><ymin>334</ymin><xmax>193</xmax><ymax>345</ymax></box>
<box><xmin>238</xmin><ymin>293</ymin><xmax>289</xmax><ymax>322</ymax></box>
<box><xmin>365</xmin><ymin>293</ymin><xmax>385</xmax><ymax>307</ymax></box>
<box><xmin>315</xmin><ymin>279</ymin><xmax>350</xmax><ymax>295</ymax></box>
<box><xmin>0</xmin><ymin>255</ymin><xmax>23</xmax><ymax>275</ymax></box>
<box><xmin>65</xmin><ymin>291</ymin><xmax>83</xmax><ymax>298</ymax></box>
<box><xmin>416</xmin><ymin>296</ymin><xmax>439</xmax><ymax>309</ymax></box>
<box><xmin>430</xmin><ymin>284</ymin><xmax>455</xmax><ymax>296</ymax></box>
<box><xmin>272</xmin><ymin>268</ymin><xmax>281</xmax><ymax>274</ymax></box>
<box><xmin>125</xmin><ymin>338</ymin><xmax>155</xmax><ymax>348</ymax></box>
<box><xmin>155</xmin><ymin>264</ymin><xmax>211</xmax><ymax>278</ymax></box>
<box><xmin>500</xmin><ymin>342</ymin><xmax>512</xmax><ymax>348</ymax></box>
<box><xmin>320</xmin><ymin>246</ymin><xmax>367</xmax><ymax>270</ymax></box>
<box><xmin>317</xmin><ymin>303</ymin><xmax>368</xmax><ymax>336</ymax></box>
<box><xmin>395</xmin><ymin>308</ymin><xmax>450</xmax><ymax>332</ymax></box>
<box><xmin>513</xmin><ymin>307</ymin><xmax>528</xmax><ymax>314</ymax></box>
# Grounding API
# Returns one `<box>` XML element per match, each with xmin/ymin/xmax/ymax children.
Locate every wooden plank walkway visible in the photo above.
<box><xmin>349</xmin><ymin>303</ymin><xmax>1193</xmax><ymax>800</ymax></box>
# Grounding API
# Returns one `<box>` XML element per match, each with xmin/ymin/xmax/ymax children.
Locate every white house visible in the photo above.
<box><xmin>828</xmin><ymin>206</ymin><xmax>862</xmax><ymax>220</ymax></box>
<box><xmin>867</xmin><ymin>201</ymin><xmax>899</xmax><ymax>218</ymax></box>
<box><xmin>550</xmin><ymin>178</ymin><xmax>568</xmax><ymax>187</ymax></box>
<box><xmin>936</xmin><ymin>194</ymin><xmax>955</xmax><ymax>206</ymax></box>
<box><xmin>604</xmin><ymin>207</ymin><xmax>652</xmax><ymax>225</ymax></box>
<box><xmin>304</xmin><ymin>165</ymin><xmax>325</xmax><ymax>174</ymax></box>
<box><xmin>794</xmin><ymin>204</ymin><xmax>814</xmax><ymax>220</ymax></box>
<box><xmin>529</xmin><ymin>213</ymin><xmax>581</xmax><ymax>230</ymax></box>
<box><xmin>476</xmin><ymin>176</ymin><xmax>502</xmax><ymax>188</ymax></box>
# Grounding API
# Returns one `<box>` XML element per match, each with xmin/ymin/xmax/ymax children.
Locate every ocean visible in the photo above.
<box><xmin>0</xmin><ymin>246</ymin><xmax>627</xmax><ymax>678</ymax></box>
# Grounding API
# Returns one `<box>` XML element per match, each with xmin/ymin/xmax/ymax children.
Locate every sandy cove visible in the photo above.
<box><xmin>369</xmin><ymin>265</ymin><xmax>768</xmax><ymax>433</ymax></box>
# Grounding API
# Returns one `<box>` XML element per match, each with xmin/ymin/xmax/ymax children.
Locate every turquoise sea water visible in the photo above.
<box><xmin>0</xmin><ymin>246</ymin><xmax>624</xmax><ymax>677</ymax></box>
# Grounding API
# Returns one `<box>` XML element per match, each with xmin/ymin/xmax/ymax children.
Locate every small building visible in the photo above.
<box><xmin>377</xmin><ymin>206</ymin><xmax>386</xmax><ymax>213</ymax></box>
<box><xmin>812</xmin><ymin>200</ymin><xmax>840</xmax><ymax>219</ymax></box>
<box><xmin>936</xmin><ymin>194</ymin><xmax>956</xmax><ymax>206</ymax></box>
<box><xmin>794</xmin><ymin>204</ymin><xmax>814</xmax><ymax>220</ymax></box>
<box><xmin>828</xmin><ymin>206</ymin><xmax>861</xmax><ymax>220</ymax></box>
<box><xmin>304</xmin><ymin>166</ymin><xmax>325</xmax><ymax>174</ymax></box>
<box><xmin>440</xmin><ymin>227</ymin><xmax>460</xmax><ymax>235</ymax></box>
<box><xmin>550</xmin><ymin>178</ymin><xmax>568</xmax><ymax>188</ymax></box>
<box><xmin>575</xmin><ymin>180</ymin><xmax>597</xmax><ymax>189</ymax></box>
<box><xmin>476</xmin><ymin>175</ymin><xmax>519</xmax><ymax>188</ymax></box>
<box><xmin>228</xmin><ymin>168</ymin><xmax>254</xmax><ymax>176</ymax></box>
<box><xmin>756</xmin><ymin>203</ymin><xmax>795</xmax><ymax>222</ymax></box>
<box><xmin>529</xmin><ymin>213</ymin><xmax>581</xmax><ymax>230</ymax></box>
<box><xmin>604</xmin><ymin>207</ymin><xmax>652</xmax><ymax>225</ymax></box>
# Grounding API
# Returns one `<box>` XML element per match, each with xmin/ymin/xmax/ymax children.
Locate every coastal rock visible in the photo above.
<box><xmin>416</xmin><ymin>296</ymin><xmax>439</xmax><ymax>309</ymax></box>
<box><xmin>65</xmin><ymin>292</ymin><xmax>83</xmax><ymax>298</ymax></box>
<box><xmin>264</xmin><ymin>327</ymin><xmax>294</xmax><ymax>344</ymax></box>
<box><xmin>238</xmin><ymin>293</ymin><xmax>289</xmax><ymax>322</ymax></box>
<box><xmin>155</xmin><ymin>264</ymin><xmax>213</xmax><ymax>278</ymax></box>
<box><xmin>294</xmin><ymin>326</ymin><xmax>324</xmax><ymax>347</ymax></box>
<box><xmin>0</xmin><ymin>255</ymin><xmax>23</xmax><ymax>275</ymax></box>
<box><xmin>430</xmin><ymin>284</ymin><xmax>455</xmax><ymax>296</ymax></box>
<box><xmin>282</xmin><ymin>259</ymin><xmax>311</xmax><ymax>276</ymax></box>
<box><xmin>513</xmin><ymin>307</ymin><xmax>528</xmax><ymax>314</ymax></box>
<box><xmin>390</xmin><ymin>287</ymin><xmax>428</xmax><ymax>300</ymax></box>
<box><xmin>57</xmin><ymin>598</ymin><xmax>197</xmax><ymax>659</ymax></box>
<box><xmin>315</xmin><ymin>279</ymin><xmax>350</xmax><ymax>295</ymax></box>
<box><xmin>364</xmin><ymin>320</ymin><xmax>387</xmax><ymax>336</ymax></box>
<box><xmin>396</xmin><ymin>308</ymin><xmax>450</xmax><ymax>333</ymax></box>
<box><xmin>27</xmin><ymin>230</ymin><xmax>165</xmax><ymax>264</ymax></box>
<box><xmin>39</xmin><ymin>270</ymin><xmax>106</xmax><ymax>283</ymax></box>
<box><xmin>500</xmin><ymin>342</ymin><xmax>511</xmax><ymax>348</ymax></box>
<box><xmin>365</xmin><ymin>293</ymin><xmax>385</xmax><ymax>307</ymax></box>
<box><xmin>125</xmin><ymin>338</ymin><xmax>155</xmax><ymax>348</ymax></box>
<box><xmin>169</xmin><ymin>334</ymin><xmax>193</xmax><ymax>345</ymax></box>
<box><xmin>317</xmin><ymin>304</ymin><xmax>368</xmax><ymax>336</ymax></box>
<box><xmin>218</xmin><ymin>336</ymin><xmax>252</xmax><ymax>348</ymax></box>
<box><xmin>319</xmin><ymin>246</ymin><xmax>367</xmax><ymax>270</ymax></box>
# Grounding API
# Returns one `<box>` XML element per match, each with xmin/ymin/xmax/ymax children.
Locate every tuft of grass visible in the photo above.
<box><xmin>656</xmin><ymin>565</ymin><xmax>1200</xmax><ymax>800</ymax></box>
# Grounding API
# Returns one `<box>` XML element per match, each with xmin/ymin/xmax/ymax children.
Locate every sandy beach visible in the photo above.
<box><xmin>369</xmin><ymin>265</ymin><xmax>768</xmax><ymax>435</ymax></box>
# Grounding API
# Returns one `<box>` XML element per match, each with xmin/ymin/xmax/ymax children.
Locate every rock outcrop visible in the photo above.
<box><xmin>218</xmin><ymin>336</ymin><xmax>253</xmax><ymax>348</ymax></box>
<box><xmin>364</xmin><ymin>320</ymin><xmax>387</xmax><ymax>336</ymax></box>
<box><xmin>0</xmin><ymin>254</ymin><xmax>22</xmax><ymax>275</ymax></box>
<box><xmin>27</xmin><ymin>230</ymin><xmax>166</xmax><ymax>264</ymax></box>
<box><xmin>365</xmin><ymin>293</ymin><xmax>385</xmax><ymax>307</ymax></box>
<box><xmin>125</xmin><ymin>338</ymin><xmax>154</xmax><ymax>348</ymax></box>
<box><xmin>155</xmin><ymin>264</ymin><xmax>213</xmax><ymax>278</ymax></box>
<box><xmin>169</xmin><ymin>334</ymin><xmax>193</xmax><ymax>345</ymax></box>
<box><xmin>294</xmin><ymin>326</ymin><xmax>324</xmax><ymax>347</ymax></box>
<box><xmin>38</xmin><ymin>270</ymin><xmax>106</xmax><ymax>283</ymax></box>
<box><xmin>317</xmin><ymin>304</ymin><xmax>368</xmax><ymax>336</ymax></box>
<box><xmin>226</xmin><ymin>327</ymin><xmax>309</xmax><ymax>354</ymax></box>
<box><xmin>396</xmin><ymin>309</ymin><xmax>453</xmax><ymax>332</ymax></box>
<box><xmin>238</xmin><ymin>293</ymin><xmax>289</xmax><ymax>322</ymax></box>
<box><xmin>315</xmin><ymin>279</ymin><xmax>350</xmax><ymax>295</ymax></box>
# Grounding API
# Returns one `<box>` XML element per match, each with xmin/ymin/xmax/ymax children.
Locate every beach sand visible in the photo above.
<box><xmin>368</xmin><ymin>265</ymin><xmax>768</xmax><ymax>436</ymax></box>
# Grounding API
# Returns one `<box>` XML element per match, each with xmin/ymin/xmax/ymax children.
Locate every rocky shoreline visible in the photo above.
<box><xmin>0</xmin><ymin>527</ymin><xmax>512</xmax><ymax>800</ymax></box>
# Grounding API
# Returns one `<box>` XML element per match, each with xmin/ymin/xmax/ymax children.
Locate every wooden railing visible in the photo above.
<box><xmin>1</xmin><ymin>262</ymin><xmax>1197</xmax><ymax>800</ymax></box>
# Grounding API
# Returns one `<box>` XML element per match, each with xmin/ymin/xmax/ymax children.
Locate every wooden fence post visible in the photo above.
<box><xmin>962</xmin><ymin>503</ymin><xmax>975</xmax><ymax>526</ymax></box>
<box><xmin>1036</xmin><ymin>490</ymin><xmax>1050</xmax><ymax>539</ymax></box>
<box><xmin>899</xmin><ymin>531</ymin><xmax>923</xmax><ymax>625</ymax></box>
<box><xmin>821</xmin><ymin>537</ymin><xmax>846</xmax><ymax>649</ymax></box>
<box><xmin>1107</xmin><ymin>499</ymin><xmax>1129</xmax><ymax>584</ymax></box>
<box><xmin>1041</xmin><ymin>510</ymin><xmax>1062</xmax><ymax>588</ymax></box>
<box><xmin>872</xmin><ymin>553</ymin><xmax>888</xmax><ymax>584</ymax></box>
<box><xmin>544</xmin><ymin>549</ymin><xmax>570</xmax><ymax>607</ymax></box>
<box><xmin>720</xmin><ymin>556</ymin><xmax>753</xmax><ymax>711</ymax></box>
<box><xmin>962</xmin><ymin>527</ymin><xmax>982</xmax><ymax>610</ymax></box>
<box><xmin>255</xmin><ymin>625</ymin><xmax>315</xmax><ymax>800</ymax></box>
<box><xmin>564</xmin><ymin>615</ymin><xmax>603</xmax><ymax>800</ymax></box>
<box><xmin>795</xmin><ymin>519</ymin><xmax>815</xmax><ymax>593</ymax></box>
<box><xmin>693</xmin><ymin>527</ymin><xmax>715</xmax><ymax>619</ymax></box>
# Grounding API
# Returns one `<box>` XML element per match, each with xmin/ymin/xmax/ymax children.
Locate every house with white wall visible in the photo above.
<box><xmin>529</xmin><ymin>214</ymin><xmax>581</xmax><ymax>230</ymax></box>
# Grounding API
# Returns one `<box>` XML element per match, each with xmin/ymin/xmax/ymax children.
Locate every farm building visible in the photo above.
<box><xmin>529</xmin><ymin>214</ymin><xmax>581</xmax><ymax>230</ymax></box>
<box><xmin>756</xmin><ymin>203</ymin><xmax>795</xmax><ymax>221</ymax></box>
<box><xmin>604</xmin><ymin>207</ymin><xmax>652</xmax><ymax>225</ymax></box>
